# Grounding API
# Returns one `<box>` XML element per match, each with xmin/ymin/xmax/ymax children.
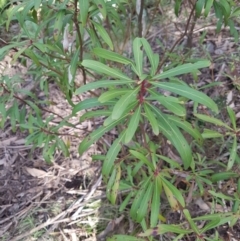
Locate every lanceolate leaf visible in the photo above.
<box><xmin>99</xmin><ymin>89</ymin><xmax>132</xmax><ymax>103</ymax></box>
<box><xmin>93</xmin><ymin>48</ymin><xmax>133</xmax><ymax>65</ymax></box>
<box><xmin>153</xmin><ymin>60</ymin><xmax>210</xmax><ymax>80</ymax></box>
<box><xmin>161</xmin><ymin>177</ymin><xmax>185</xmax><ymax>208</ymax></box>
<box><xmin>227</xmin><ymin>136</ymin><xmax>237</xmax><ymax>171</ymax></box>
<box><xmin>92</xmin><ymin>20</ymin><xmax>113</xmax><ymax>50</ymax></box>
<box><xmin>167</xmin><ymin>115</ymin><xmax>203</xmax><ymax>145</ymax></box>
<box><xmin>72</xmin><ymin>98</ymin><xmax>114</xmax><ymax>115</ymax></box>
<box><xmin>82</xmin><ymin>60</ymin><xmax>132</xmax><ymax>81</ymax></box>
<box><xmin>79</xmin><ymin>110</ymin><xmax>111</xmax><ymax>122</ymax></box>
<box><xmin>133</xmin><ymin>37</ymin><xmax>143</xmax><ymax>76</ymax></box>
<box><xmin>150</xmin><ymin>105</ymin><xmax>192</xmax><ymax>169</ymax></box>
<box><xmin>151</xmin><ymin>178</ymin><xmax>161</xmax><ymax>227</ymax></box>
<box><xmin>125</xmin><ymin>105</ymin><xmax>141</xmax><ymax>143</ymax></box>
<box><xmin>75</xmin><ymin>79</ymin><xmax>134</xmax><ymax>95</ymax></box>
<box><xmin>93</xmin><ymin>0</ymin><xmax>107</xmax><ymax>19</ymax></box>
<box><xmin>102</xmin><ymin>131</ymin><xmax>125</xmax><ymax>178</ymax></box>
<box><xmin>79</xmin><ymin>0</ymin><xmax>89</xmax><ymax>27</ymax></box>
<box><xmin>136</xmin><ymin>180</ymin><xmax>154</xmax><ymax>222</ymax></box>
<box><xmin>148</xmin><ymin>93</ymin><xmax>186</xmax><ymax>117</ymax></box>
<box><xmin>78</xmin><ymin>115</ymin><xmax>126</xmax><ymax>155</ymax></box>
<box><xmin>112</xmin><ymin>88</ymin><xmax>139</xmax><ymax>120</ymax></box>
<box><xmin>144</xmin><ymin>103</ymin><xmax>159</xmax><ymax>135</ymax></box>
<box><xmin>141</xmin><ymin>38</ymin><xmax>159</xmax><ymax>75</ymax></box>
<box><xmin>152</xmin><ymin>82</ymin><xmax>218</xmax><ymax>113</ymax></box>
<box><xmin>130</xmin><ymin>177</ymin><xmax>151</xmax><ymax>220</ymax></box>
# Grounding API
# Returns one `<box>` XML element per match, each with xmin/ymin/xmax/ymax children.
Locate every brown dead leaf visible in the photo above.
<box><xmin>25</xmin><ymin>167</ymin><xmax>47</xmax><ymax>178</ymax></box>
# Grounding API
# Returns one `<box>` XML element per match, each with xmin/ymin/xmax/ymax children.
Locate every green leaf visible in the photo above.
<box><xmin>153</xmin><ymin>61</ymin><xmax>210</xmax><ymax>80</ymax></box>
<box><xmin>195</xmin><ymin>114</ymin><xmax>232</xmax><ymax>130</ymax></box>
<box><xmin>72</xmin><ymin>98</ymin><xmax>108</xmax><ymax>115</ymax></box>
<box><xmin>107</xmin><ymin>165</ymin><xmax>121</xmax><ymax>204</ymax></box>
<box><xmin>195</xmin><ymin>0</ymin><xmax>205</xmax><ymax>17</ymax></box>
<box><xmin>167</xmin><ymin>115</ymin><xmax>203</xmax><ymax>145</ymax></box>
<box><xmin>107</xmin><ymin>235</ymin><xmax>145</xmax><ymax>241</ymax></box>
<box><xmin>161</xmin><ymin>177</ymin><xmax>185</xmax><ymax>209</ymax></box>
<box><xmin>139</xmin><ymin>224</ymin><xmax>192</xmax><ymax>236</ymax></box>
<box><xmin>144</xmin><ymin>103</ymin><xmax>159</xmax><ymax>135</ymax></box>
<box><xmin>136</xmin><ymin>180</ymin><xmax>154</xmax><ymax>222</ymax></box>
<box><xmin>141</xmin><ymin>38</ymin><xmax>159</xmax><ymax>75</ymax></box>
<box><xmin>227</xmin><ymin>107</ymin><xmax>236</xmax><ymax>130</ymax></box>
<box><xmin>93</xmin><ymin>0</ymin><xmax>107</xmax><ymax>19</ymax></box>
<box><xmin>93</xmin><ymin>47</ymin><xmax>133</xmax><ymax>65</ymax></box>
<box><xmin>125</xmin><ymin>105</ymin><xmax>141</xmax><ymax>143</ymax></box>
<box><xmin>200</xmin><ymin>218</ymin><xmax>221</xmax><ymax>233</ymax></box>
<box><xmin>75</xmin><ymin>79</ymin><xmax>134</xmax><ymax>95</ymax></box>
<box><xmin>133</xmin><ymin>37</ymin><xmax>143</xmax><ymax>76</ymax></box>
<box><xmin>204</xmin><ymin>0</ymin><xmax>214</xmax><ymax>17</ymax></box>
<box><xmin>78</xmin><ymin>115</ymin><xmax>126</xmax><ymax>155</ymax></box>
<box><xmin>151</xmin><ymin>178</ymin><xmax>161</xmax><ymax>227</ymax></box>
<box><xmin>79</xmin><ymin>0</ymin><xmax>89</xmax><ymax>27</ymax></box>
<box><xmin>202</xmin><ymin>129</ymin><xmax>224</xmax><ymax>139</ymax></box>
<box><xmin>148</xmin><ymin>92</ymin><xmax>186</xmax><ymax>117</ymax></box>
<box><xmin>151</xmin><ymin>106</ymin><xmax>192</xmax><ymax>169</ymax></box>
<box><xmin>102</xmin><ymin>131</ymin><xmax>125</xmax><ymax>178</ymax></box>
<box><xmin>99</xmin><ymin>89</ymin><xmax>132</xmax><ymax>103</ymax></box>
<box><xmin>112</xmin><ymin>88</ymin><xmax>139</xmax><ymax>120</ymax></box>
<box><xmin>208</xmin><ymin>190</ymin><xmax>234</xmax><ymax>201</ymax></box>
<box><xmin>152</xmin><ymin>82</ymin><xmax>218</xmax><ymax>113</ymax></box>
<box><xmin>174</xmin><ymin>0</ymin><xmax>182</xmax><ymax>17</ymax></box>
<box><xmin>130</xmin><ymin>150</ymin><xmax>154</xmax><ymax>170</ymax></box>
<box><xmin>53</xmin><ymin>10</ymin><xmax>65</xmax><ymax>41</ymax></box>
<box><xmin>183</xmin><ymin>209</ymin><xmax>199</xmax><ymax>234</ymax></box>
<box><xmin>80</xmin><ymin>110</ymin><xmax>111</xmax><ymax>122</ymax></box>
<box><xmin>130</xmin><ymin>177</ymin><xmax>151</xmax><ymax>220</ymax></box>
<box><xmin>82</xmin><ymin>60</ymin><xmax>132</xmax><ymax>81</ymax></box>
<box><xmin>227</xmin><ymin>136</ymin><xmax>237</xmax><ymax>171</ymax></box>
<box><xmin>211</xmin><ymin>172</ymin><xmax>238</xmax><ymax>182</ymax></box>
<box><xmin>69</xmin><ymin>47</ymin><xmax>80</xmax><ymax>84</ymax></box>
<box><xmin>92</xmin><ymin>20</ymin><xmax>113</xmax><ymax>50</ymax></box>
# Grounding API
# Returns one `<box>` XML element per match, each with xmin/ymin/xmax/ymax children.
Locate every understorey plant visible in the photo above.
<box><xmin>1</xmin><ymin>0</ymin><xmax>240</xmax><ymax>240</ymax></box>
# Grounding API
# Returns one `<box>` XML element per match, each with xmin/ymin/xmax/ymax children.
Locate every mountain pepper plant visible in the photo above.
<box><xmin>0</xmin><ymin>0</ymin><xmax>240</xmax><ymax>240</ymax></box>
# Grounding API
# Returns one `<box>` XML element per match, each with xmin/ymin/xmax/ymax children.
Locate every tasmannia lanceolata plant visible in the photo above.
<box><xmin>1</xmin><ymin>0</ymin><xmax>240</xmax><ymax>240</ymax></box>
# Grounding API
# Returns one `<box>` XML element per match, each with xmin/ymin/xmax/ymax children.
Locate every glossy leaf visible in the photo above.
<box><xmin>99</xmin><ymin>89</ymin><xmax>132</xmax><ymax>103</ymax></box>
<box><xmin>93</xmin><ymin>47</ymin><xmax>133</xmax><ymax>65</ymax></box>
<box><xmin>130</xmin><ymin>150</ymin><xmax>154</xmax><ymax>170</ymax></box>
<box><xmin>153</xmin><ymin>61</ymin><xmax>210</xmax><ymax>80</ymax></box>
<box><xmin>112</xmin><ymin>88</ymin><xmax>139</xmax><ymax>120</ymax></box>
<box><xmin>152</xmin><ymin>83</ymin><xmax>218</xmax><ymax>113</ymax></box>
<box><xmin>82</xmin><ymin>60</ymin><xmax>132</xmax><ymax>81</ymax></box>
<box><xmin>136</xmin><ymin>180</ymin><xmax>154</xmax><ymax>222</ymax></box>
<box><xmin>227</xmin><ymin>136</ymin><xmax>237</xmax><ymax>171</ymax></box>
<box><xmin>144</xmin><ymin>103</ymin><xmax>159</xmax><ymax>135</ymax></box>
<box><xmin>151</xmin><ymin>105</ymin><xmax>192</xmax><ymax>169</ymax></box>
<box><xmin>150</xmin><ymin>178</ymin><xmax>161</xmax><ymax>227</ymax></box>
<box><xmin>79</xmin><ymin>0</ymin><xmax>89</xmax><ymax>27</ymax></box>
<box><xmin>195</xmin><ymin>0</ymin><xmax>205</xmax><ymax>17</ymax></box>
<box><xmin>195</xmin><ymin>114</ymin><xmax>232</xmax><ymax>130</ymax></box>
<box><xmin>94</xmin><ymin>0</ymin><xmax>107</xmax><ymax>19</ymax></box>
<box><xmin>204</xmin><ymin>0</ymin><xmax>214</xmax><ymax>17</ymax></box>
<box><xmin>75</xmin><ymin>79</ymin><xmax>134</xmax><ymax>95</ymax></box>
<box><xmin>167</xmin><ymin>115</ymin><xmax>203</xmax><ymax>145</ymax></box>
<box><xmin>227</xmin><ymin>106</ymin><xmax>236</xmax><ymax>130</ymax></box>
<box><xmin>79</xmin><ymin>110</ymin><xmax>111</xmax><ymax>122</ymax></box>
<box><xmin>130</xmin><ymin>177</ymin><xmax>151</xmax><ymax>220</ymax></box>
<box><xmin>211</xmin><ymin>172</ymin><xmax>238</xmax><ymax>182</ymax></box>
<box><xmin>148</xmin><ymin>92</ymin><xmax>186</xmax><ymax>117</ymax></box>
<box><xmin>107</xmin><ymin>165</ymin><xmax>121</xmax><ymax>204</ymax></box>
<box><xmin>102</xmin><ymin>131</ymin><xmax>125</xmax><ymax>178</ymax></box>
<box><xmin>79</xmin><ymin>115</ymin><xmax>125</xmax><ymax>155</ymax></box>
<box><xmin>202</xmin><ymin>129</ymin><xmax>223</xmax><ymax>139</ymax></box>
<box><xmin>139</xmin><ymin>224</ymin><xmax>192</xmax><ymax>236</ymax></box>
<box><xmin>183</xmin><ymin>209</ymin><xmax>199</xmax><ymax>234</ymax></box>
<box><xmin>133</xmin><ymin>38</ymin><xmax>143</xmax><ymax>76</ymax></box>
<box><xmin>161</xmin><ymin>177</ymin><xmax>185</xmax><ymax>208</ymax></box>
<box><xmin>125</xmin><ymin>105</ymin><xmax>141</xmax><ymax>143</ymax></box>
<box><xmin>141</xmin><ymin>38</ymin><xmax>159</xmax><ymax>75</ymax></box>
<box><xmin>92</xmin><ymin>21</ymin><xmax>113</xmax><ymax>50</ymax></box>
